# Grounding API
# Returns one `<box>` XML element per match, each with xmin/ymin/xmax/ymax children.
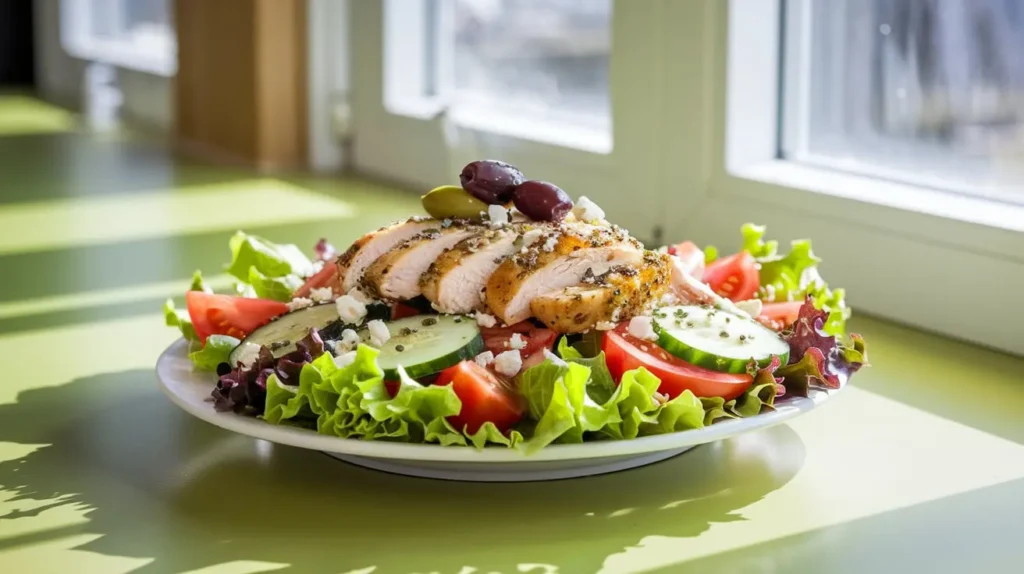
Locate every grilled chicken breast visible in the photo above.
<box><xmin>529</xmin><ymin>251</ymin><xmax>672</xmax><ymax>332</ymax></box>
<box><xmin>484</xmin><ymin>223</ymin><xmax>644</xmax><ymax>325</ymax></box>
<box><xmin>333</xmin><ymin>216</ymin><xmax>439</xmax><ymax>293</ymax></box>
<box><xmin>419</xmin><ymin>227</ymin><xmax>522</xmax><ymax>314</ymax></box>
<box><xmin>362</xmin><ymin>222</ymin><xmax>483</xmax><ymax>301</ymax></box>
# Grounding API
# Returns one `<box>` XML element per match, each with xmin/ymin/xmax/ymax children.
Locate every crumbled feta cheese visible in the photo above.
<box><xmin>508</xmin><ymin>332</ymin><xmax>527</xmax><ymax>350</ymax></box>
<box><xmin>367</xmin><ymin>319</ymin><xmax>391</xmax><ymax>347</ymax></box>
<box><xmin>333</xmin><ymin>350</ymin><xmax>357</xmax><ymax>368</ymax></box>
<box><xmin>287</xmin><ymin>297</ymin><xmax>313</xmax><ymax>312</ymax></box>
<box><xmin>310</xmin><ymin>260</ymin><xmax>325</xmax><ymax>274</ymax></box>
<box><xmin>474</xmin><ymin>351</ymin><xmax>495</xmax><ymax>368</ymax></box>
<box><xmin>572</xmin><ymin>196</ymin><xmax>605</xmax><ymax>222</ymax></box>
<box><xmin>475</xmin><ymin>312</ymin><xmax>497</xmax><ymax>328</ymax></box>
<box><xmin>487</xmin><ymin>204</ymin><xmax>509</xmax><ymax>228</ymax></box>
<box><xmin>493</xmin><ymin>350</ymin><xmax>523</xmax><ymax>377</ymax></box>
<box><xmin>521</xmin><ymin>228</ymin><xmax>545</xmax><ymax>246</ymax></box>
<box><xmin>610</xmin><ymin>307</ymin><xmax>622</xmax><ymax>322</ymax></box>
<box><xmin>309</xmin><ymin>287</ymin><xmax>334</xmax><ymax>303</ymax></box>
<box><xmin>627</xmin><ymin>315</ymin><xmax>658</xmax><ymax>341</ymax></box>
<box><xmin>335</xmin><ymin>294</ymin><xmax>367</xmax><ymax>324</ymax></box>
<box><xmin>543</xmin><ymin>348</ymin><xmax>567</xmax><ymax>368</ymax></box>
<box><xmin>332</xmin><ymin>328</ymin><xmax>362</xmax><ymax>354</ymax></box>
<box><xmin>595</xmin><ymin>321</ymin><xmax>617</xmax><ymax>331</ymax></box>
<box><xmin>233</xmin><ymin>342</ymin><xmax>262</xmax><ymax>368</ymax></box>
<box><xmin>541</xmin><ymin>235</ymin><xmax>558</xmax><ymax>252</ymax></box>
<box><xmin>735</xmin><ymin>299</ymin><xmax>763</xmax><ymax>319</ymax></box>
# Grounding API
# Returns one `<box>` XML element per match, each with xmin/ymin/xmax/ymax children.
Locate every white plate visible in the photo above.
<box><xmin>156</xmin><ymin>339</ymin><xmax>835</xmax><ymax>482</ymax></box>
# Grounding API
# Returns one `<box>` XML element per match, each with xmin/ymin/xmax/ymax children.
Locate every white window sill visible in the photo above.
<box><xmin>729</xmin><ymin>160</ymin><xmax>1024</xmax><ymax>237</ymax></box>
<box><xmin>63</xmin><ymin>39</ymin><xmax>177</xmax><ymax>77</ymax></box>
<box><xmin>385</xmin><ymin>97</ymin><xmax>613</xmax><ymax>155</ymax></box>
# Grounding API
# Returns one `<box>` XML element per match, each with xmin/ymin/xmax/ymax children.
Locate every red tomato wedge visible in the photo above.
<box><xmin>758</xmin><ymin>301</ymin><xmax>803</xmax><ymax>331</ymax></box>
<box><xmin>702</xmin><ymin>251</ymin><xmax>760</xmax><ymax>302</ymax></box>
<box><xmin>436</xmin><ymin>361</ymin><xmax>526</xmax><ymax>434</ymax></box>
<box><xmin>667</xmin><ymin>240</ymin><xmax>705</xmax><ymax>280</ymax></box>
<box><xmin>481</xmin><ymin>321</ymin><xmax>556</xmax><ymax>359</ymax></box>
<box><xmin>390</xmin><ymin>301</ymin><xmax>422</xmax><ymax>320</ymax></box>
<box><xmin>185</xmin><ymin>292</ymin><xmax>289</xmax><ymax>343</ymax></box>
<box><xmin>293</xmin><ymin>263</ymin><xmax>338</xmax><ymax>298</ymax></box>
<box><xmin>602</xmin><ymin>325</ymin><xmax>753</xmax><ymax>401</ymax></box>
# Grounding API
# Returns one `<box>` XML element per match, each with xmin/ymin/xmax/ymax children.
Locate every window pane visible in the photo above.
<box><xmin>788</xmin><ymin>0</ymin><xmax>1024</xmax><ymax>201</ymax></box>
<box><xmin>451</xmin><ymin>0</ymin><xmax>612</xmax><ymax>131</ymax></box>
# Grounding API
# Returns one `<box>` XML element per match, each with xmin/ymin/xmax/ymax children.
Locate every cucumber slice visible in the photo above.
<box><xmin>364</xmin><ymin>314</ymin><xmax>483</xmax><ymax>380</ymax></box>
<box><xmin>651</xmin><ymin>305</ymin><xmax>789</xmax><ymax>373</ymax></box>
<box><xmin>228</xmin><ymin>303</ymin><xmax>341</xmax><ymax>365</ymax></box>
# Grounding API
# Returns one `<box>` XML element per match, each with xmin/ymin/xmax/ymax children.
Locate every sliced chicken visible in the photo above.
<box><xmin>529</xmin><ymin>251</ymin><xmax>672</xmax><ymax>332</ymax></box>
<box><xmin>485</xmin><ymin>223</ymin><xmax>644</xmax><ymax>325</ymax></box>
<box><xmin>420</xmin><ymin>226</ymin><xmax>525</xmax><ymax>314</ymax></box>
<box><xmin>362</xmin><ymin>222</ymin><xmax>484</xmax><ymax>301</ymax></box>
<box><xmin>332</xmin><ymin>216</ymin><xmax>439</xmax><ymax>294</ymax></box>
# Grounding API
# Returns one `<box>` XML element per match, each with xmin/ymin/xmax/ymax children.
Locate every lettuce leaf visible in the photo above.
<box><xmin>777</xmin><ymin>298</ymin><xmax>869</xmax><ymax>394</ymax></box>
<box><xmin>163</xmin><ymin>298</ymin><xmax>198</xmax><ymax>342</ymax></box>
<box><xmin>190</xmin><ymin>270</ymin><xmax>212</xmax><ymax>293</ymax></box>
<box><xmin>226</xmin><ymin>231</ymin><xmax>313</xmax><ymax>283</ymax></box>
<box><xmin>188</xmin><ymin>334</ymin><xmax>239</xmax><ymax>371</ymax></box>
<box><xmin>737</xmin><ymin>223</ymin><xmax>850</xmax><ymax>336</ymax></box>
<box><xmin>247</xmin><ymin>267</ymin><xmax>305</xmax><ymax>302</ymax></box>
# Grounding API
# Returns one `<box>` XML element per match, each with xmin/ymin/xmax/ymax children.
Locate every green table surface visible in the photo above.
<box><xmin>1</xmin><ymin>97</ymin><xmax>1023</xmax><ymax>574</ymax></box>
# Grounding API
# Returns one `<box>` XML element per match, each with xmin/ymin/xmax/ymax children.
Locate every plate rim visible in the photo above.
<box><xmin>156</xmin><ymin>338</ymin><xmax>834</xmax><ymax>462</ymax></box>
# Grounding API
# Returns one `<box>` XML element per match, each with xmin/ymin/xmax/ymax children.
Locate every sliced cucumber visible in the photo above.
<box><xmin>228</xmin><ymin>303</ymin><xmax>340</xmax><ymax>365</ymax></box>
<box><xmin>363</xmin><ymin>314</ymin><xmax>483</xmax><ymax>380</ymax></box>
<box><xmin>651</xmin><ymin>305</ymin><xmax>789</xmax><ymax>373</ymax></box>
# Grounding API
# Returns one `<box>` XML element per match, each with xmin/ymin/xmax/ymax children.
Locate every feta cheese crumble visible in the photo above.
<box><xmin>474</xmin><ymin>351</ymin><xmax>495</xmax><ymax>368</ymax></box>
<box><xmin>332</xmin><ymin>328</ymin><xmax>361</xmax><ymax>354</ymax></box>
<box><xmin>287</xmin><ymin>297</ymin><xmax>313</xmax><ymax>312</ymax></box>
<box><xmin>521</xmin><ymin>228</ymin><xmax>545</xmax><ymax>246</ymax></box>
<box><xmin>475</xmin><ymin>312</ymin><xmax>497</xmax><ymax>328</ymax></box>
<box><xmin>487</xmin><ymin>204</ymin><xmax>509</xmax><ymax>228</ymax></box>
<box><xmin>595</xmin><ymin>321</ymin><xmax>617</xmax><ymax>331</ymax></box>
<box><xmin>572</xmin><ymin>196</ymin><xmax>605</xmax><ymax>223</ymax></box>
<box><xmin>335</xmin><ymin>294</ymin><xmax>367</xmax><ymax>324</ymax></box>
<box><xmin>309</xmin><ymin>287</ymin><xmax>334</xmax><ymax>303</ymax></box>
<box><xmin>367</xmin><ymin>319</ymin><xmax>391</xmax><ymax>347</ymax></box>
<box><xmin>493</xmin><ymin>350</ymin><xmax>523</xmax><ymax>377</ymax></box>
<box><xmin>347</xmin><ymin>288</ymin><xmax>374</xmax><ymax>305</ymax></box>
<box><xmin>627</xmin><ymin>315</ymin><xmax>658</xmax><ymax>341</ymax></box>
<box><xmin>735</xmin><ymin>299</ymin><xmax>763</xmax><ymax>319</ymax></box>
<box><xmin>508</xmin><ymin>332</ymin><xmax>527</xmax><ymax>350</ymax></box>
<box><xmin>541</xmin><ymin>234</ymin><xmax>558</xmax><ymax>252</ymax></box>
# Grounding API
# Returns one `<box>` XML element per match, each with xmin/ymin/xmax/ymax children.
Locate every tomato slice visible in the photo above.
<box><xmin>481</xmin><ymin>321</ymin><xmax>556</xmax><ymax>359</ymax></box>
<box><xmin>758</xmin><ymin>301</ymin><xmax>803</xmax><ymax>331</ymax></box>
<box><xmin>702</xmin><ymin>251</ymin><xmax>760</xmax><ymax>302</ymax></box>
<box><xmin>602</xmin><ymin>325</ymin><xmax>753</xmax><ymax>400</ymax></box>
<box><xmin>293</xmin><ymin>263</ymin><xmax>339</xmax><ymax>298</ymax></box>
<box><xmin>436</xmin><ymin>361</ymin><xmax>526</xmax><ymax>434</ymax></box>
<box><xmin>185</xmin><ymin>292</ymin><xmax>289</xmax><ymax>343</ymax></box>
<box><xmin>667</xmin><ymin>240</ymin><xmax>705</xmax><ymax>280</ymax></box>
<box><xmin>390</xmin><ymin>301</ymin><xmax>422</xmax><ymax>320</ymax></box>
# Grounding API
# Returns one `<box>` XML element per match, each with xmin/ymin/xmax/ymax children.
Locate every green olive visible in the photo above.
<box><xmin>421</xmin><ymin>185</ymin><xmax>490</xmax><ymax>220</ymax></box>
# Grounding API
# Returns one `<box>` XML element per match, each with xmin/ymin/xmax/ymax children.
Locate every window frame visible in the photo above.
<box><xmin>59</xmin><ymin>0</ymin><xmax>177</xmax><ymax>77</ymax></box>
<box><xmin>659</xmin><ymin>0</ymin><xmax>1024</xmax><ymax>355</ymax></box>
<box><xmin>342</xmin><ymin>0</ymin><xmax>1024</xmax><ymax>355</ymax></box>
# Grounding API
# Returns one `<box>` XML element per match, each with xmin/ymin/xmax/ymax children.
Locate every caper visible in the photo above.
<box><xmin>421</xmin><ymin>185</ymin><xmax>490</xmax><ymax>220</ymax></box>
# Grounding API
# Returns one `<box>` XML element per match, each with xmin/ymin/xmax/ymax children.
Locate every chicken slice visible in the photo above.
<box><xmin>667</xmin><ymin>253</ymin><xmax>752</xmax><ymax>317</ymax></box>
<box><xmin>362</xmin><ymin>223</ymin><xmax>484</xmax><ymax>301</ymax></box>
<box><xmin>419</xmin><ymin>227</ymin><xmax>524</xmax><ymax>314</ymax></box>
<box><xmin>530</xmin><ymin>251</ymin><xmax>672</xmax><ymax>332</ymax></box>
<box><xmin>485</xmin><ymin>223</ymin><xmax>644</xmax><ymax>325</ymax></box>
<box><xmin>332</xmin><ymin>216</ymin><xmax>439</xmax><ymax>294</ymax></box>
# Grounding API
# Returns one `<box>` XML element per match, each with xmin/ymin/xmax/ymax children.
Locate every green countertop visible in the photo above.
<box><xmin>1</xmin><ymin>97</ymin><xmax>1023</xmax><ymax>574</ymax></box>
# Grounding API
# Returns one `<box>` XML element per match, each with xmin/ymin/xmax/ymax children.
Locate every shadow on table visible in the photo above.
<box><xmin>0</xmin><ymin>369</ymin><xmax>807</xmax><ymax>573</ymax></box>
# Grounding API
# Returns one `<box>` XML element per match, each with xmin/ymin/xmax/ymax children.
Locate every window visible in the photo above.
<box><xmin>784</xmin><ymin>0</ymin><xmax>1024</xmax><ymax>204</ymax></box>
<box><xmin>60</xmin><ymin>0</ymin><xmax>176</xmax><ymax>76</ymax></box>
<box><xmin>340</xmin><ymin>0</ymin><xmax>1024</xmax><ymax>355</ymax></box>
